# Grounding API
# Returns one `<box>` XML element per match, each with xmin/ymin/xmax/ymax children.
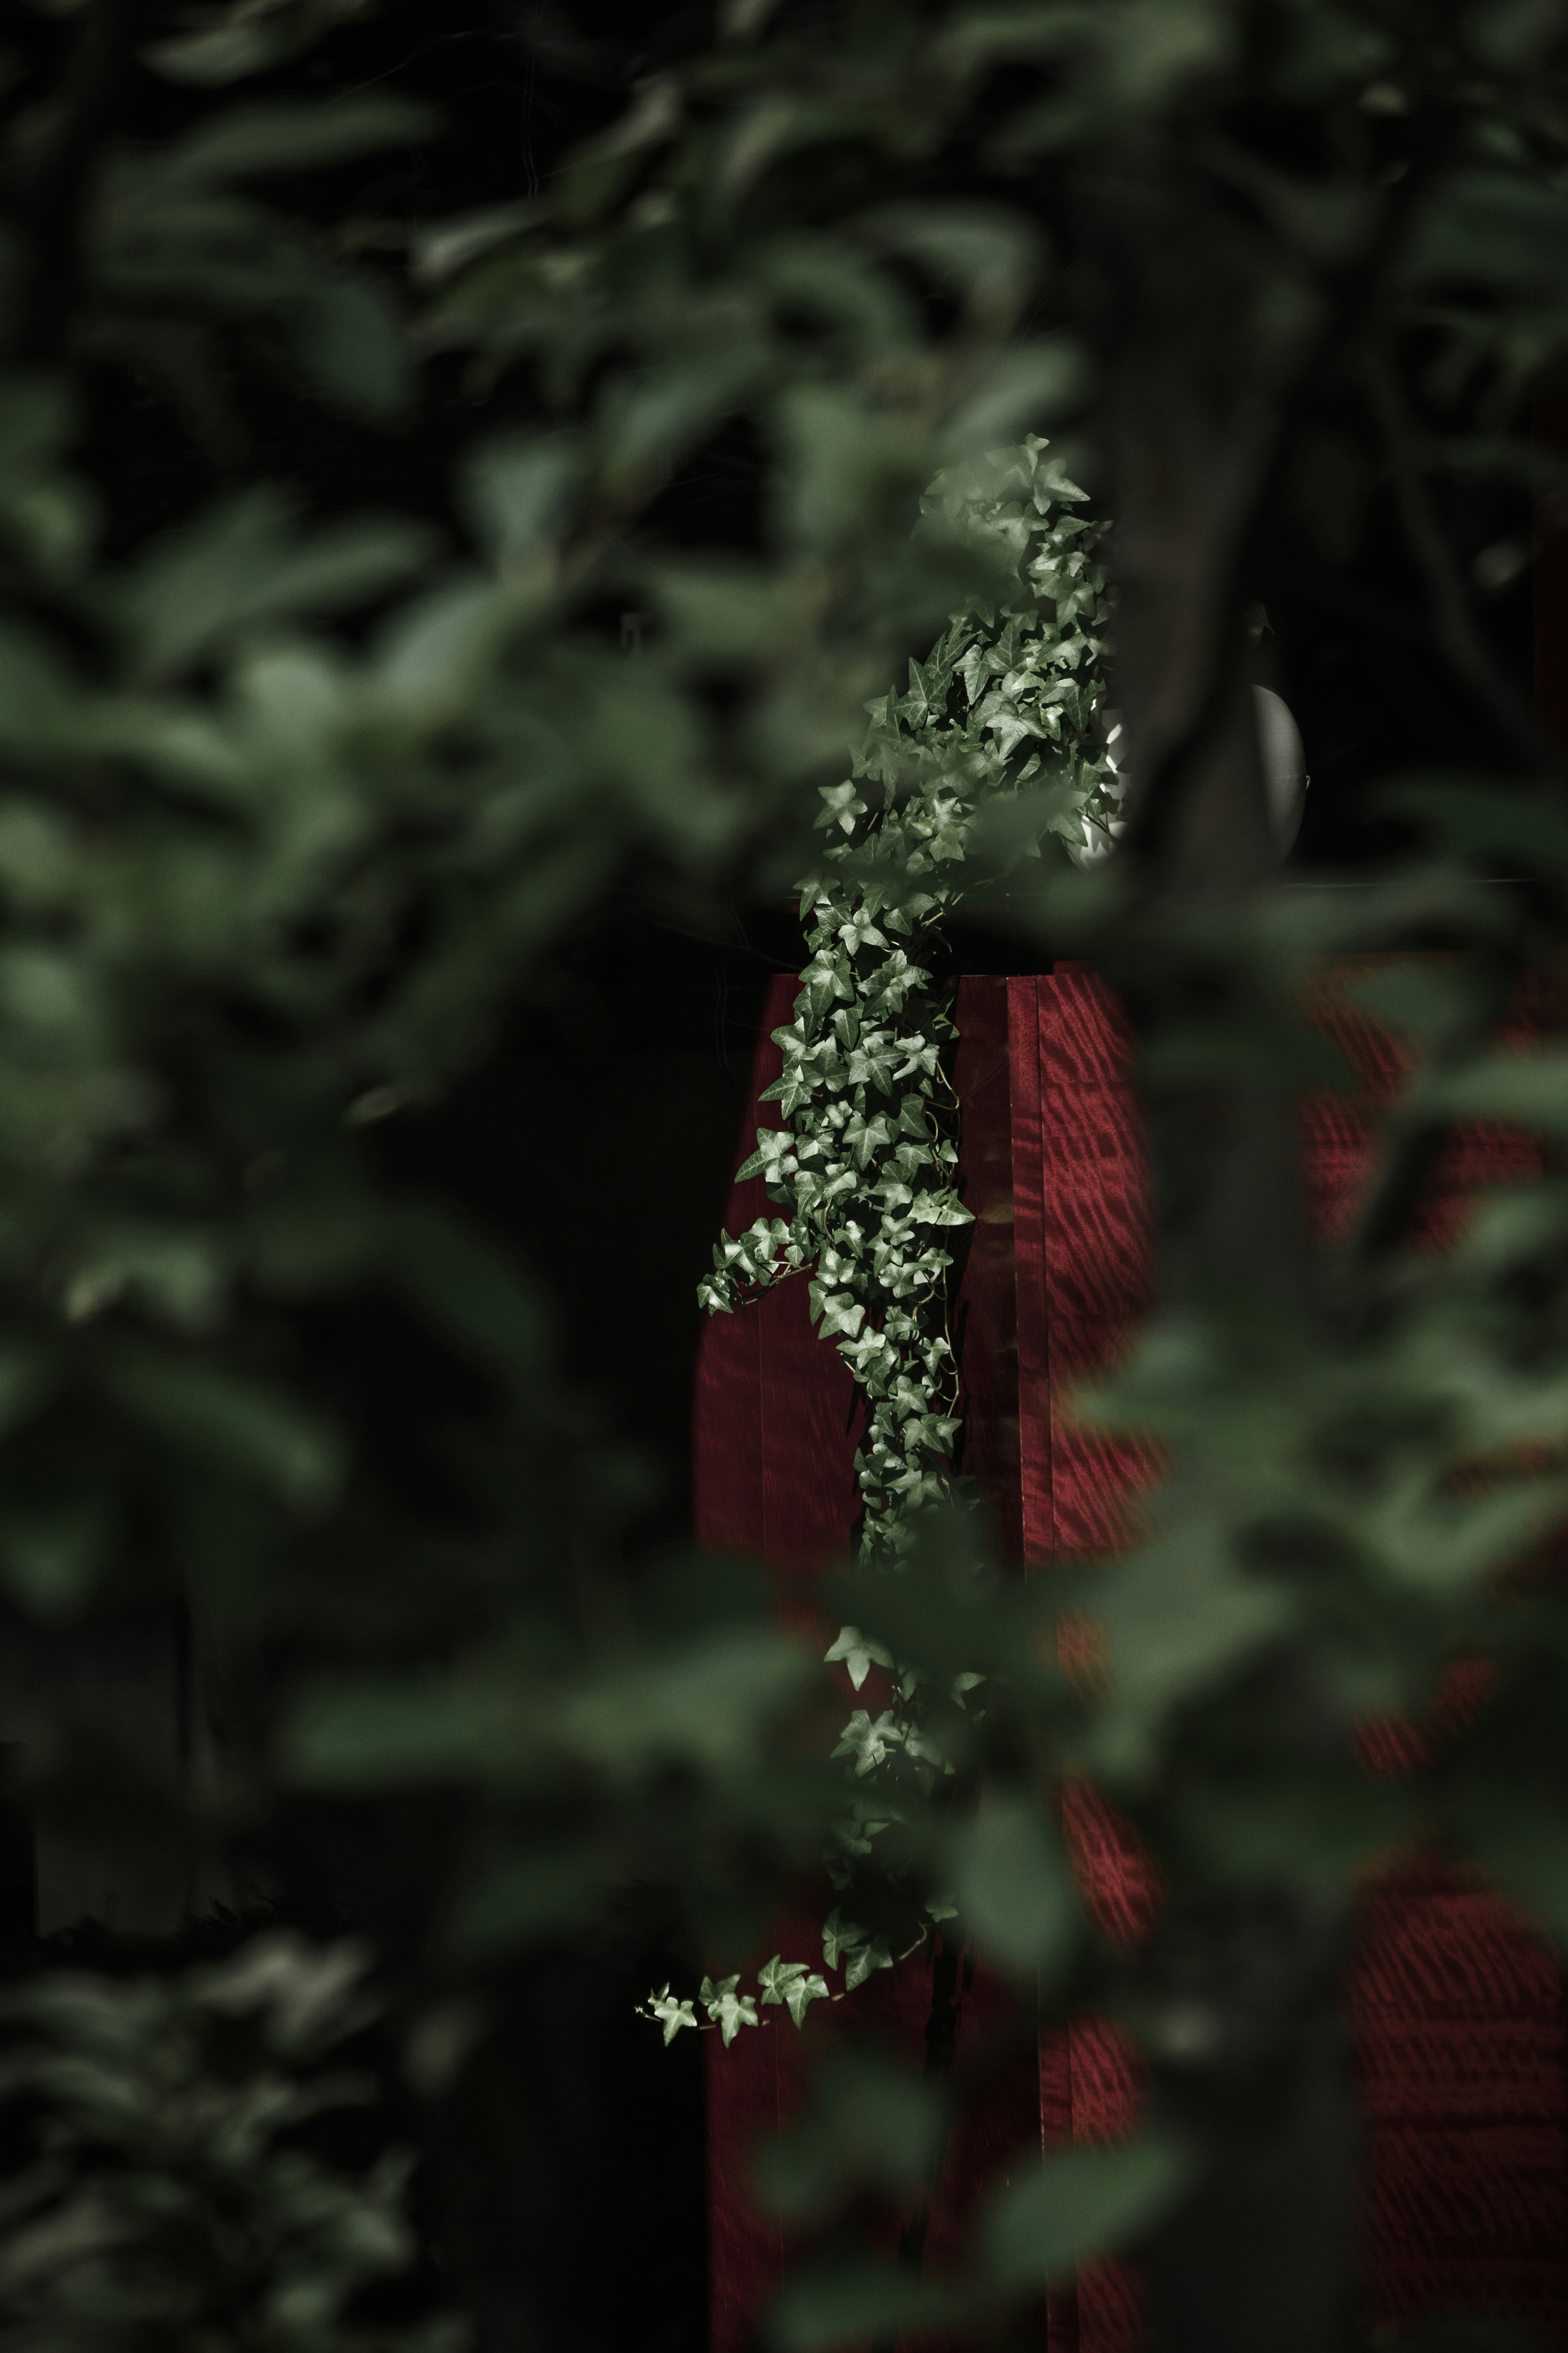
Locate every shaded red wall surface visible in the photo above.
<box><xmin>695</xmin><ymin>969</ymin><xmax>1568</xmax><ymax>2352</ymax></box>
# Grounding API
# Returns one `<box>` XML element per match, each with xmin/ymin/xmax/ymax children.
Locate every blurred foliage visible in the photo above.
<box><xmin>2</xmin><ymin>0</ymin><xmax>1568</xmax><ymax>2349</ymax></box>
<box><xmin>0</xmin><ymin>1930</ymin><xmax>454</xmax><ymax>2353</ymax></box>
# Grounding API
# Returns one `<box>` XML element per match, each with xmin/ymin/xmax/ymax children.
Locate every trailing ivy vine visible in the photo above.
<box><xmin>666</xmin><ymin>439</ymin><xmax>1118</xmax><ymax>2040</ymax></box>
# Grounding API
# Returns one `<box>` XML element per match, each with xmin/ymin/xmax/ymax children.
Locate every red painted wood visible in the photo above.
<box><xmin>698</xmin><ymin>959</ymin><xmax>1568</xmax><ymax>2353</ymax></box>
<box><xmin>696</xmin><ymin>975</ymin><xmax>1044</xmax><ymax>2353</ymax></box>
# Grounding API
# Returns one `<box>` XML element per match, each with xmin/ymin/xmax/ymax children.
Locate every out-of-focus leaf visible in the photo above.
<box><xmin>555</xmin><ymin>1628</ymin><xmax>811</xmax><ymax>1778</ymax></box>
<box><xmin>460</xmin><ymin>432</ymin><xmax>579</xmax><ymax>570</ymax></box>
<box><xmin>773</xmin><ymin>385</ymin><xmax>925</xmax><ymax>554</ymax></box>
<box><xmin>412</xmin><ymin>203</ymin><xmax>543</xmax><ymax>288</ymax></box>
<box><xmin>1080</xmin><ymin>1524</ymin><xmax>1297</xmax><ymax>1776</ymax></box>
<box><xmin>600</xmin><ymin>349</ymin><xmax>767</xmax><ymax>500</ymax></box>
<box><xmin>1412</xmin><ymin>1050</ymin><xmax>1568</xmax><ymax>1137</ymax></box>
<box><xmin>753</xmin><ymin>2049</ymin><xmax>946</xmax><ymax>2222</ymax></box>
<box><xmin>1460</xmin><ymin>1781</ymin><xmax>1568</xmax><ymax>1943</ymax></box>
<box><xmin>646</xmin><ymin>558</ymin><xmax>786</xmax><ymax>664</ymax></box>
<box><xmin>1361</xmin><ymin>1474</ymin><xmax>1568</xmax><ymax>1596</ymax></box>
<box><xmin>980</xmin><ymin>2136</ymin><xmax>1197</xmax><ymax>2291</ymax></box>
<box><xmin>160</xmin><ymin>98</ymin><xmax>437</xmax><ymax>186</ymax></box>
<box><xmin>771</xmin><ymin>2262</ymin><xmax>960</xmax><ymax>2353</ymax></box>
<box><xmin>1403</xmin><ymin>171</ymin><xmax>1568</xmax><ymax>292</ymax></box>
<box><xmin>372</xmin><ymin>576</ymin><xmax>519</xmax><ymax>722</ymax></box>
<box><xmin>0</xmin><ymin>624</ymin><xmax>81</xmax><ymax>756</ymax></box>
<box><xmin>108</xmin><ymin>1352</ymin><xmax>346</xmax><ymax>1512</ymax></box>
<box><xmin>751</xmin><ymin>235</ymin><xmax>916</xmax><ymax>354</ymax></box>
<box><xmin>947</xmin><ymin>1791</ymin><xmax>1079</xmax><ymax>1974</ymax></box>
<box><xmin>1376</xmin><ymin>780</ymin><xmax>1568</xmax><ymax>874</ymax></box>
<box><xmin>1178</xmin><ymin>1771</ymin><xmax>1415</xmax><ymax>1895</ymax></box>
<box><xmin>389</xmin><ymin>1209</ymin><xmax>549</xmax><ymax>1385</ymax></box>
<box><xmin>555</xmin><ymin>76</ymin><xmax>683</xmax><ymax>227</ymax></box>
<box><xmin>145</xmin><ymin>0</ymin><xmax>377</xmax><ymax>84</ymax></box>
<box><xmin>0</xmin><ymin>1501</ymin><xmax>104</xmax><ymax>1620</ymax></box>
<box><xmin>284</xmin><ymin>1678</ymin><xmax>500</xmax><ymax>1790</ymax></box>
<box><xmin>1468</xmin><ymin>0</ymin><xmax>1566</xmax><ymax>67</ymax></box>
<box><xmin>937</xmin><ymin>339</ymin><xmax>1087</xmax><ymax>462</ymax></box>
<box><xmin>447</xmin><ymin>1850</ymin><xmax>609</xmax><ymax>1955</ymax></box>
<box><xmin>857</xmin><ymin>203</ymin><xmax>1041</xmax><ymax>316</ymax></box>
<box><xmin>0</xmin><ymin>1346</ymin><xmax>55</xmax><ymax>1437</ymax></box>
<box><xmin>289</xmin><ymin>272</ymin><xmax>412</xmax><ymax>420</ymax></box>
<box><xmin>116</xmin><ymin>488</ymin><xmax>435</xmax><ymax>680</ymax></box>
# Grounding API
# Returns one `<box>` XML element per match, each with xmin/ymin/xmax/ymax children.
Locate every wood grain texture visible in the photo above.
<box><xmin>700</xmin><ymin>959</ymin><xmax>1568</xmax><ymax>2353</ymax></box>
<box><xmin>697</xmin><ymin>976</ymin><xmax>1044</xmax><ymax>2353</ymax></box>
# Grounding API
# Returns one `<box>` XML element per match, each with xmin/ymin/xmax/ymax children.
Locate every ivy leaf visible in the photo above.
<box><xmin>757</xmin><ymin>1956</ymin><xmax>831</xmax><ymax>2026</ymax></box>
<box><xmin>832</xmin><ymin>1707</ymin><xmax>903</xmax><ymax>1775</ymax></box>
<box><xmin>844</xmin><ymin>1938</ymin><xmax>894</xmax><ymax>1990</ymax></box>
<box><xmin>647</xmin><ymin>1985</ymin><xmax>699</xmax><ymax>2046</ymax></box>
<box><xmin>699</xmin><ymin>1974</ymin><xmax>760</xmax><ymax>2046</ymax></box>
<box><xmin>821</xmin><ymin>1908</ymin><xmax>866</xmax><ymax>1971</ymax></box>
<box><xmin>823</xmin><ymin>1623</ymin><xmax>897</xmax><ymax>1691</ymax></box>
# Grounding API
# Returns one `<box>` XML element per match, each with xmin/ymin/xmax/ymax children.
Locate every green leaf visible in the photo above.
<box><xmin>1413</xmin><ymin>1050</ymin><xmax>1568</xmax><ymax>1138</ymax></box>
<box><xmin>118</xmin><ymin>488</ymin><xmax>435</xmax><ymax>680</ymax></box>
<box><xmin>823</xmin><ymin>1624</ymin><xmax>896</xmax><ymax>1691</ymax></box>
<box><xmin>752</xmin><ymin>2050</ymin><xmax>944</xmax><ymax>2221</ymax></box>
<box><xmin>552</xmin><ymin>1628</ymin><xmax>811</xmax><ymax>1779</ymax></box>
<box><xmin>108</xmin><ymin>1351</ymin><xmax>345</xmax><ymax>1512</ymax></box>
<box><xmin>283</xmin><ymin>1677</ymin><xmax>498</xmax><ymax>1789</ymax></box>
<box><xmin>1375</xmin><ymin>781</ymin><xmax>1568</xmax><ymax>875</ymax></box>
<box><xmin>556</xmin><ymin>75</ymin><xmax>682</xmax><ymax>227</ymax></box>
<box><xmin>858</xmin><ymin>202</ymin><xmax>1040</xmax><ymax>314</ymax></box>
<box><xmin>0</xmin><ymin>1345</ymin><xmax>54</xmax><ymax>1438</ymax></box>
<box><xmin>757</xmin><ymin>1955</ymin><xmax>831</xmax><ymax>2025</ymax></box>
<box><xmin>0</xmin><ymin>1502</ymin><xmax>108</xmax><ymax>1621</ymax></box>
<box><xmin>646</xmin><ymin>558</ymin><xmax>786</xmax><ymax>663</ymax></box>
<box><xmin>700</xmin><ymin>1973</ymin><xmax>760</xmax><ymax>2046</ymax></box>
<box><xmin>390</xmin><ymin>1209</ymin><xmax>548</xmax><ymax>1385</ymax></box>
<box><xmin>843</xmin><ymin>1938</ymin><xmax>894</xmax><ymax>1990</ymax></box>
<box><xmin>145</xmin><ymin>0</ymin><xmax>376</xmax><ymax>85</ymax></box>
<box><xmin>1083</xmin><ymin>1525</ymin><xmax>1297</xmax><ymax>1776</ymax></box>
<box><xmin>0</xmin><ymin>623</ymin><xmax>80</xmax><ymax>756</ymax></box>
<box><xmin>948</xmin><ymin>1792</ymin><xmax>1078</xmax><ymax>1974</ymax></box>
<box><xmin>288</xmin><ymin>273</ymin><xmax>412</xmax><ymax>422</ymax></box>
<box><xmin>448</xmin><ymin>1850</ymin><xmax>608</xmax><ymax>1955</ymax></box>
<box><xmin>161</xmin><ymin>97</ymin><xmax>437</xmax><ymax>185</ymax></box>
<box><xmin>980</xmin><ymin>2136</ymin><xmax>1198</xmax><ymax>2291</ymax></box>
<box><xmin>771</xmin><ymin>2262</ymin><xmax>960</xmax><ymax>2353</ymax></box>
<box><xmin>647</xmin><ymin>1985</ymin><xmax>700</xmax><ymax>2045</ymax></box>
<box><xmin>1403</xmin><ymin>170</ymin><xmax>1568</xmax><ymax>293</ymax></box>
<box><xmin>1468</xmin><ymin>0</ymin><xmax>1566</xmax><ymax>68</ymax></box>
<box><xmin>461</xmin><ymin>433</ymin><xmax>580</xmax><ymax>570</ymax></box>
<box><xmin>372</xmin><ymin>575</ymin><xmax>518</xmax><ymax>721</ymax></box>
<box><xmin>1460</xmin><ymin>1781</ymin><xmax>1568</xmax><ymax>1944</ymax></box>
<box><xmin>601</xmin><ymin>352</ymin><xmax>769</xmax><ymax>499</ymax></box>
<box><xmin>937</xmin><ymin>340</ymin><xmax>1087</xmax><ymax>463</ymax></box>
<box><xmin>820</xmin><ymin>1907</ymin><xmax>865</xmax><ymax>1971</ymax></box>
<box><xmin>774</xmin><ymin>385</ymin><xmax>924</xmax><ymax>555</ymax></box>
<box><xmin>1179</xmin><ymin>1772</ymin><xmax>1415</xmax><ymax>1896</ymax></box>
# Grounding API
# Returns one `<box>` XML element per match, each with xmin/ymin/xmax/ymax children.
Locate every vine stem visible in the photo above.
<box><xmin>637</xmin><ymin>1927</ymin><xmax>930</xmax><ymax>2036</ymax></box>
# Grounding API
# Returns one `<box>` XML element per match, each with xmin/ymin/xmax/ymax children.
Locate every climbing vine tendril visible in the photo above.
<box><xmin>650</xmin><ymin>439</ymin><xmax>1118</xmax><ymax>2041</ymax></box>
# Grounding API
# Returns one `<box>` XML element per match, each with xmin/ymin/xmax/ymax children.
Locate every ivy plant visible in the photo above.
<box><xmin>683</xmin><ymin>436</ymin><xmax>1115</xmax><ymax>2024</ymax></box>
